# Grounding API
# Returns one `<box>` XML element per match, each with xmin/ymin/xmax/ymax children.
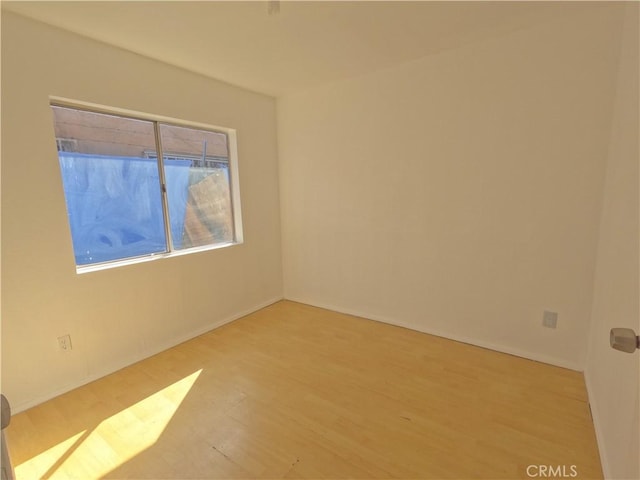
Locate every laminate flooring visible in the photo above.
<box><xmin>6</xmin><ymin>301</ymin><xmax>602</xmax><ymax>479</ymax></box>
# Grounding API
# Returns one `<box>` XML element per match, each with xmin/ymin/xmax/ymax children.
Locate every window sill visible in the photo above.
<box><xmin>75</xmin><ymin>241</ymin><xmax>241</xmax><ymax>275</ymax></box>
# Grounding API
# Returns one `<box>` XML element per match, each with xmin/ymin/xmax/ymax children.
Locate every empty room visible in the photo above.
<box><xmin>1</xmin><ymin>1</ymin><xmax>638</xmax><ymax>479</ymax></box>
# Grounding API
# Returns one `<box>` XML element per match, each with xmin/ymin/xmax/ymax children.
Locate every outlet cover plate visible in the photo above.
<box><xmin>58</xmin><ymin>334</ymin><xmax>72</xmax><ymax>351</ymax></box>
<box><xmin>543</xmin><ymin>310</ymin><xmax>558</xmax><ymax>329</ymax></box>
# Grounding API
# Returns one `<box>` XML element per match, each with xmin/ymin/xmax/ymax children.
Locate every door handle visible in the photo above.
<box><xmin>610</xmin><ymin>328</ymin><xmax>640</xmax><ymax>353</ymax></box>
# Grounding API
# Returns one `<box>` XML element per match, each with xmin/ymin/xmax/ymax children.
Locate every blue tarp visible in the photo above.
<box><xmin>58</xmin><ymin>152</ymin><xmax>191</xmax><ymax>265</ymax></box>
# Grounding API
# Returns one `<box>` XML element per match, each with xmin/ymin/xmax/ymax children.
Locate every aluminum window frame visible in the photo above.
<box><xmin>50</xmin><ymin>96</ymin><xmax>244</xmax><ymax>274</ymax></box>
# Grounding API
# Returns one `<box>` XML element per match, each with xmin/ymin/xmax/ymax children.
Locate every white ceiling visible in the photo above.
<box><xmin>2</xmin><ymin>1</ymin><xmax>598</xmax><ymax>97</ymax></box>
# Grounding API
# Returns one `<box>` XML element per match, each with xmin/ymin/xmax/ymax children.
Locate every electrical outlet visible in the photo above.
<box><xmin>58</xmin><ymin>334</ymin><xmax>72</xmax><ymax>351</ymax></box>
<box><xmin>542</xmin><ymin>311</ymin><xmax>558</xmax><ymax>329</ymax></box>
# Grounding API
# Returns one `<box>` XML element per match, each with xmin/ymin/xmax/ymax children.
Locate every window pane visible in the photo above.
<box><xmin>159</xmin><ymin>124</ymin><xmax>234</xmax><ymax>250</ymax></box>
<box><xmin>51</xmin><ymin>106</ymin><xmax>167</xmax><ymax>265</ymax></box>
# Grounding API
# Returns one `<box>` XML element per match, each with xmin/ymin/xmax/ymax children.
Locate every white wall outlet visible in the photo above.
<box><xmin>58</xmin><ymin>334</ymin><xmax>72</xmax><ymax>351</ymax></box>
<box><xmin>543</xmin><ymin>310</ymin><xmax>558</xmax><ymax>329</ymax></box>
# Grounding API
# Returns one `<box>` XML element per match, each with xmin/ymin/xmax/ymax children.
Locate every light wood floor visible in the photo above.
<box><xmin>6</xmin><ymin>301</ymin><xmax>602</xmax><ymax>479</ymax></box>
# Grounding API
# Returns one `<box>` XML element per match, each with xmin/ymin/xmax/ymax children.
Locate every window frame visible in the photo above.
<box><xmin>50</xmin><ymin>96</ymin><xmax>244</xmax><ymax>274</ymax></box>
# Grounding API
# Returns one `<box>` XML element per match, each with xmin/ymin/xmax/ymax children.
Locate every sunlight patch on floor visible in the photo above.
<box><xmin>15</xmin><ymin>430</ymin><xmax>87</xmax><ymax>480</ymax></box>
<box><xmin>15</xmin><ymin>370</ymin><xmax>202</xmax><ymax>479</ymax></box>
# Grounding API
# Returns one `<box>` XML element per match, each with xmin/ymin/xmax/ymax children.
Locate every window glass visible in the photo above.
<box><xmin>51</xmin><ymin>104</ymin><xmax>240</xmax><ymax>270</ymax></box>
<box><xmin>159</xmin><ymin>124</ymin><xmax>234</xmax><ymax>249</ymax></box>
<box><xmin>52</xmin><ymin>106</ymin><xmax>166</xmax><ymax>265</ymax></box>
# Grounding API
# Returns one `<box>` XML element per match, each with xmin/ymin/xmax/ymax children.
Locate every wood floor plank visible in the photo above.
<box><xmin>5</xmin><ymin>300</ymin><xmax>602</xmax><ymax>479</ymax></box>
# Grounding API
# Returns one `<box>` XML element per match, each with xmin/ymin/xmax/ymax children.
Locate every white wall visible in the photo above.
<box><xmin>278</xmin><ymin>6</ymin><xmax>624</xmax><ymax>369</ymax></box>
<box><xmin>585</xmin><ymin>4</ymin><xmax>639</xmax><ymax>479</ymax></box>
<box><xmin>1</xmin><ymin>12</ymin><xmax>283</xmax><ymax>411</ymax></box>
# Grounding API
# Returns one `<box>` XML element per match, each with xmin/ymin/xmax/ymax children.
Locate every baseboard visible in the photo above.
<box><xmin>584</xmin><ymin>369</ymin><xmax>611</xmax><ymax>479</ymax></box>
<box><xmin>13</xmin><ymin>295</ymin><xmax>581</xmax><ymax>413</ymax></box>
<box><xmin>285</xmin><ymin>296</ymin><xmax>583</xmax><ymax>372</ymax></box>
<box><xmin>11</xmin><ymin>296</ymin><xmax>284</xmax><ymax>414</ymax></box>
